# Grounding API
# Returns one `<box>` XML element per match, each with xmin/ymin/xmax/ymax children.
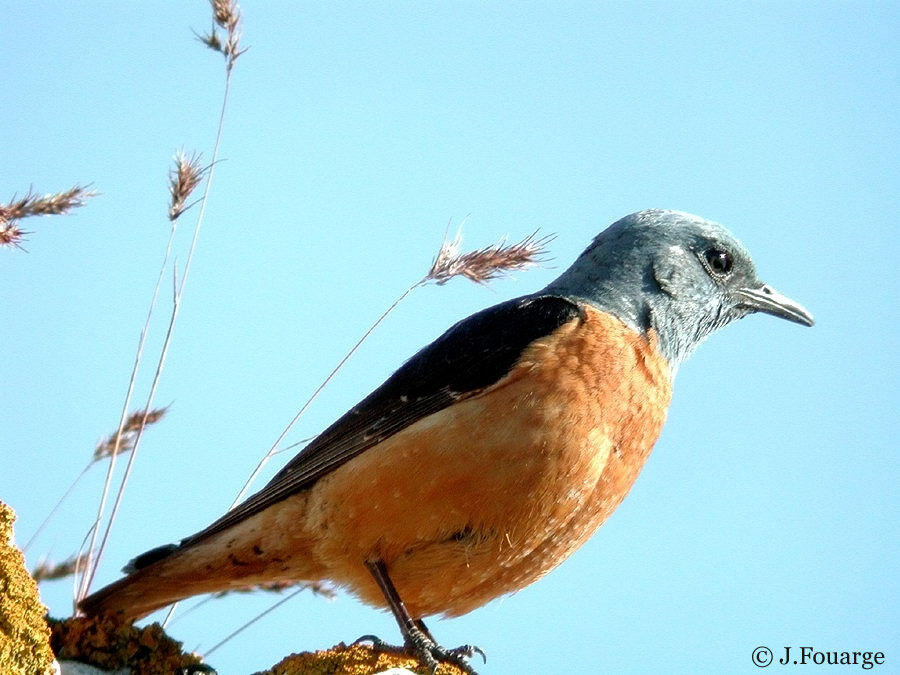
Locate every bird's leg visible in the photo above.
<box><xmin>413</xmin><ymin>618</ymin><xmax>436</xmax><ymax>642</ymax></box>
<box><xmin>363</xmin><ymin>558</ymin><xmax>484</xmax><ymax>674</ymax></box>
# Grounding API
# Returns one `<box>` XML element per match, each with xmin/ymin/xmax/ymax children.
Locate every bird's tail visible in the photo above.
<box><xmin>79</xmin><ymin>504</ymin><xmax>325</xmax><ymax>621</ymax></box>
<box><xmin>77</xmin><ymin>535</ymin><xmax>303</xmax><ymax>621</ymax></box>
<box><xmin>79</xmin><ymin>568</ymin><xmax>180</xmax><ymax>621</ymax></box>
<box><xmin>78</xmin><ymin>543</ymin><xmax>226</xmax><ymax>621</ymax></box>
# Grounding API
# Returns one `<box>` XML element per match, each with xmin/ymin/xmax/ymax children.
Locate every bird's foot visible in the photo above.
<box><xmin>404</xmin><ymin>625</ymin><xmax>485</xmax><ymax>675</ymax></box>
<box><xmin>354</xmin><ymin>632</ymin><xmax>485</xmax><ymax>674</ymax></box>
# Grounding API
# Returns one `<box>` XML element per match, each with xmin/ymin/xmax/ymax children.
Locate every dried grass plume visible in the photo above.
<box><xmin>428</xmin><ymin>229</ymin><xmax>553</xmax><ymax>285</ymax></box>
<box><xmin>0</xmin><ymin>185</ymin><xmax>95</xmax><ymax>249</ymax></box>
<box><xmin>31</xmin><ymin>553</ymin><xmax>90</xmax><ymax>584</ymax></box>
<box><xmin>197</xmin><ymin>0</ymin><xmax>246</xmax><ymax>71</ymax></box>
<box><xmin>168</xmin><ymin>151</ymin><xmax>206</xmax><ymax>221</ymax></box>
<box><xmin>93</xmin><ymin>407</ymin><xmax>168</xmax><ymax>462</ymax></box>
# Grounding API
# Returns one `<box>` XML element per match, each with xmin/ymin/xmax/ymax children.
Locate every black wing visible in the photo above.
<box><xmin>171</xmin><ymin>294</ymin><xmax>584</xmax><ymax>553</ymax></box>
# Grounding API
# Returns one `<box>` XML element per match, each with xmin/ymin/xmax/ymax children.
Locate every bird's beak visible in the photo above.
<box><xmin>735</xmin><ymin>283</ymin><xmax>815</xmax><ymax>327</ymax></box>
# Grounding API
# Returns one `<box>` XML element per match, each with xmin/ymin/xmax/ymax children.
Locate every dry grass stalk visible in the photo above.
<box><xmin>234</xmin><ymin>226</ymin><xmax>555</xmax><ymax>506</ymax></box>
<box><xmin>32</xmin><ymin>553</ymin><xmax>90</xmax><ymax>583</ymax></box>
<box><xmin>202</xmin><ymin>584</ymin><xmax>310</xmax><ymax>658</ymax></box>
<box><xmin>190</xmin><ymin>580</ymin><xmax>336</xmax><ymax>649</ymax></box>
<box><xmin>428</xmin><ymin>230</ymin><xmax>553</xmax><ymax>285</ymax></box>
<box><xmin>82</xmin><ymin>1</ymin><xmax>245</xmax><ymax>602</ymax></box>
<box><xmin>168</xmin><ymin>152</ymin><xmax>206</xmax><ymax>221</ymax></box>
<box><xmin>93</xmin><ymin>407</ymin><xmax>168</xmax><ymax>462</ymax></box>
<box><xmin>83</xmin><ymin>0</ymin><xmax>243</xmax><ymax>601</ymax></box>
<box><xmin>0</xmin><ymin>185</ymin><xmax>95</xmax><ymax>249</ymax></box>
<box><xmin>197</xmin><ymin>0</ymin><xmax>246</xmax><ymax>71</ymax></box>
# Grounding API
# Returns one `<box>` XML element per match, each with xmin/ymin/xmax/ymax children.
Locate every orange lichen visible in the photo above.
<box><xmin>259</xmin><ymin>641</ymin><xmax>468</xmax><ymax>675</ymax></box>
<box><xmin>0</xmin><ymin>501</ymin><xmax>54</xmax><ymax>674</ymax></box>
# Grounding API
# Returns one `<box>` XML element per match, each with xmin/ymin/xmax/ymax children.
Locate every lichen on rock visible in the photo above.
<box><xmin>0</xmin><ymin>500</ymin><xmax>55</xmax><ymax>674</ymax></box>
<box><xmin>258</xmin><ymin>642</ymin><xmax>469</xmax><ymax>675</ymax></box>
<box><xmin>49</xmin><ymin>615</ymin><xmax>205</xmax><ymax>675</ymax></box>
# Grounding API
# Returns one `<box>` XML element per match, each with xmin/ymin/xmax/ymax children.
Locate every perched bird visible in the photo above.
<box><xmin>80</xmin><ymin>209</ymin><xmax>813</xmax><ymax>672</ymax></box>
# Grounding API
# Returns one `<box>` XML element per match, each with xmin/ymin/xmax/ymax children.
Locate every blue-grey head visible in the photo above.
<box><xmin>543</xmin><ymin>209</ymin><xmax>814</xmax><ymax>369</ymax></box>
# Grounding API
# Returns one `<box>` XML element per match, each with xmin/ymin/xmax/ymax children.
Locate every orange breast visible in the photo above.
<box><xmin>304</xmin><ymin>305</ymin><xmax>673</xmax><ymax>617</ymax></box>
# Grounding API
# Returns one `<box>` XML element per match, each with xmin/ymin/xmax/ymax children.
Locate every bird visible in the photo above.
<box><xmin>79</xmin><ymin>209</ymin><xmax>814</xmax><ymax>673</ymax></box>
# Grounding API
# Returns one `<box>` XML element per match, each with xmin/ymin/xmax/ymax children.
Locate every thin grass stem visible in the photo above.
<box><xmin>202</xmin><ymin>586</ymin><xmax>306</xmax><ymax>658</ymax></box>
<box><xmin>81</xmin><ymin>69</ymin><xmax>236</xmax><ymax>600</ymax></box>
<box><xmin>231</xmin><ymin>279</ymin><xmax>426</xmax><ymax>508</ymax></box>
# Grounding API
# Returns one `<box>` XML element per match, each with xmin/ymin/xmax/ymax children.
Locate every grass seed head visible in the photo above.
<box><xmin>93</xmin><ymin>407</ymin><xmax>169</xmax><ymax>462</ymax></box>
<box><xmin>168</xmin><ymin>151</ymin><xmax>205</xmax><ymax>221</ymax></box>
<box><xmin>428</xmin><ymin>230</ymin><xmax>554</xmax><ymax>285</ymax></box>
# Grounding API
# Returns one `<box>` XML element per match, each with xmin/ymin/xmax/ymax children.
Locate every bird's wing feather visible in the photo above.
<box><xmin>155</xmin><ymin>295</ymin><xmax>584</xmax><ymax>559</ymax></box>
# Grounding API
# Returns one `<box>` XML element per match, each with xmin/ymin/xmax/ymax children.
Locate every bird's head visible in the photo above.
<box><xmin>543</xmin><ymin>209</ymin><xmax>814</xmax><ymax>369</ymax></box>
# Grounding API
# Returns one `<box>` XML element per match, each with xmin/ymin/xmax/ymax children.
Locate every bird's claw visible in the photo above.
<box><xmin>448</xmin><ymin>643</ymin><xmax>487</xmax><ymax>664</ymax></box>
<box><xmin>353</xmin><ymin>633</ymin><xmax>398</xmax><ymax>650</ymax></box>
<box><xmin>353</xmin><ymin>632</ymin><xmax>484</xmax><ymax>674</ymax></box>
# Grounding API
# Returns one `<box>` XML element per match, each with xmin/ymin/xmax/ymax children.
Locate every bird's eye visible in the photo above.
<box><xmin>704</xmin><ymin>249</ymin><xmax>733</xmax><ymax>276</ymax></box>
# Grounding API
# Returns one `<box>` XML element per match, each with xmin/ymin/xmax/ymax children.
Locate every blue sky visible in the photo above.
<box><xmin>2</xmin><ymin>2</ymin><xmax>897</xmax><ymax>673</ymax></box>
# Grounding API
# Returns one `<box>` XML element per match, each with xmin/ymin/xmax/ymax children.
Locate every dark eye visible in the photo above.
<box><xmin>704</xmin><ymin>249</ymin><xmax>733</xmax><ymax>275</ymax></box>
